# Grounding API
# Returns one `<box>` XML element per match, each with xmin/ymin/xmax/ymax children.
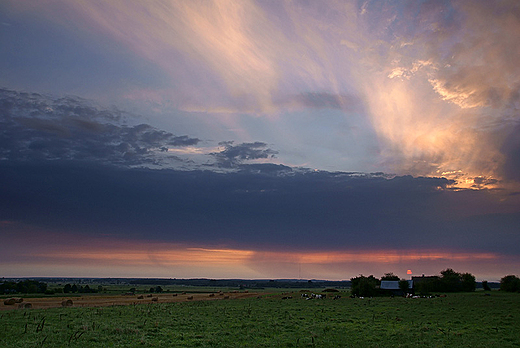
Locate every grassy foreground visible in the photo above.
<box><xmin>1</xmin><ymin>291</ymin><xmax>519</xmax><ymax>347</ymax></box>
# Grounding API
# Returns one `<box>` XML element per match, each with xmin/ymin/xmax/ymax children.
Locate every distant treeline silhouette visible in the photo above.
<box><xmin>1</xmin><ymin>273</ymin><xmax>518</xmax><ymax>295</ymax></box>
<box><xmin>0</xmin><ymin>280</ymin><xmax>48</xmax><ymax>294</ymax></box>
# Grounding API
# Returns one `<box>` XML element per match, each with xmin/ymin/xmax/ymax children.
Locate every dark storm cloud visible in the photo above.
<box><xmin>1</xmin><ymin>161</ymin><xmax>518</xmax><ymax>255</ymax></box>
<box><xmin>0</xmin><ymin>88</ymin><xmax>199</xmax><ymax>165</ymax></box>
<box><xmin>211</xmin><ymin>141</ymin><xmax>278</xmax><ymax>168</ymax></box>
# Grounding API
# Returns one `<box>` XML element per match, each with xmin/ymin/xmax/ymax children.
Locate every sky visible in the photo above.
<box><xmin>1</xmin><ymin>0</ymin><xmax>519</xmax><ymax>281</ymax></box>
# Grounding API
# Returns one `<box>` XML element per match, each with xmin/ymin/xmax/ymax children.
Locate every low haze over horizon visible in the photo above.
<box><xmin>1</xmin><ymin>0</ymin><xmax>520</xmax><ymax>282</ymax></box>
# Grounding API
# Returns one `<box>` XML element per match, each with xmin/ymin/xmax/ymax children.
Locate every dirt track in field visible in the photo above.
<box><xmin>1</xmin><ymin>291</ymin><xmax>261</xmax><ymax>310</ymax></box>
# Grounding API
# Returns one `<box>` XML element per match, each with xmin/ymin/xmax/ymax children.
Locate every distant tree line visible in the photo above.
<box><xmin>63</xmin><ymin>284</ymin><xmax>99</xmax><ymax>293</ymax></box>
<box><xmin>128</xmin><ymin>278</ymin><xmax>352</xmax><ymax>289</ymax></box>
<box><xmin>2</xmin><ymin>273</ymin><xmax>519</xmax><ymax>296</ymax></box>
<box><xmin>0</xmin><ymin>280</ymin><xmax>48</xmax><ymax>294</ymax></box>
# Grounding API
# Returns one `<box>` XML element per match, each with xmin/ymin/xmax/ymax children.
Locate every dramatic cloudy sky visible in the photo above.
<box><xmin>1</xmin><ymin>0</ymin><xmax>520</xmax><ymax>281</ymax></box>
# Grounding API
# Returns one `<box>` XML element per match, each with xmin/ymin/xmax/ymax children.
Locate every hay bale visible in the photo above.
<box><xmin>61</xmin><ymin>299</ymin><xmax>73</xmax><ymax>307</ymax></box>
<box><xmin>151</xmin><ymin>297</ymin><xmax>158</xmax><ymax>302</ymax></box>
<box><xmin>172</xmin><ymin>293</ymin><xmax>178</xmax><ymax>297</ymax></box>
<box><xmin>137</xmin><ymin>295</ymin><xmax>144</xmax><ymax>299</ymax></box>
<box><xmin>209</xmin><ymin>293</ymin><xmax>215</xmax><ymax>297</ymax></box>
<box><xmin>18</xmin><ymin>303</ymin><xmax>32</xmax><ymax>309</ymax></box>
<box><xmin>323</xmin><ymin>288</ymin><xmax>339</xmax><ymax>292</ymax></box>
<box><xmin>187</xmin><ymin>296</ymin><xmax>194</xmax><ymax>300</ymax></box>
<box><xmin>15</xmin><ymin>298</ymin><xmax>24</xmax><ymax>303</ymax></box>
<box><xmin>4</xmin><ymin>298</ymin><xmax>16</xmax><ymax>305</ymax></box>
<box><xmin>146</xmin><ymin>294</ymin><xmax>153</xmax><ymax>297</ymax></box>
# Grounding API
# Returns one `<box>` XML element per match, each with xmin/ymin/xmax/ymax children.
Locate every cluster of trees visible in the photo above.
<box><xmin>0</xmin><ymin>280</ymin><xmax>48</xmax><ymax>294</ymax></box>
<box><xmin>63</xmin><ymin>284</ymin><xmax>100</xmax><ymax>293</ymax></box>
<box><xmin>350</xmin><ymin>269</ymin><xmax>477</xmax><ymax>297</ymax></box>
<box><xmin>500</xmin><ymin>275</ymin><xmax>520</xmax><ymax>292</ymax></box>
<box><xmin>414</xmin><ymin>269</ymin><xmax>476</xmax><ymax>295</ymax></box>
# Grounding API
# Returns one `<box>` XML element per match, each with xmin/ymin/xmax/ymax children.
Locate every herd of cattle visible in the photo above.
<box><xmin>280</xmin><ymin>292</ymin><xmax>342</xmax><ymax>300</ymax></box>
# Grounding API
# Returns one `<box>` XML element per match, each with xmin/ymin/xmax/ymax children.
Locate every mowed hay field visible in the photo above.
<box><xmin>0</xmin><ymin>291</ymin><xmax>257</xmax><ymax>310</ymax></box>
<box><xmin>1</xmin><ymin>291</ymin><xmax>519</xmax><ymax>347</ymax></box>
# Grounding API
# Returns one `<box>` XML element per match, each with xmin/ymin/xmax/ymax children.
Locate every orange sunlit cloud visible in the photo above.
<box><xmin>32</xmin><ymin>243</ymin><xmax>499</xmax><ymax>266</ymax></box>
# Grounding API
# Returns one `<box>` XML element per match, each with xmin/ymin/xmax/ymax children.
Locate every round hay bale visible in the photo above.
<box><xmin>146</xmin><ymin>294</ymin><xmax>153</xmax><ymax>297</ymax></box>
<box><xmin>172</xmin><ymin>293</ymin><xmax>178</xmax><ymax>297</ymax></box>
<box><xmin>61</xmin><ymin>299</ymin><xmax>73</xmax><ymax>307</ymax></box>
<box><xmin>15</xmin><ymin>298</ymin><xmax>24</xmax><ymax>303</ymax></box>
<box><xmin>18</xmin><ymin>303</ymin><xmax>32</xmax><ymax>309</ymax></box>
<box><xmin>151</xmin><ymin>297</ymin><xmax>158</xmax><ymax>302</ymax></box>
<box><xmin>187</xmin><ymin>295</ymin><xmax>194</xmax><ymax>300</ymax></box>
<box><xmin>137</xmin><ymin>295</ymin><xmax>144</xmax><ymax>299</ymax></box>
<box><xmin>209</xmin><ymin>293</ymin><xmax>215</xmax><ymax>297</ymax></box>
<box><xmin>4</xmin><ymin>298</ymin><xmax>16</xmax><ymax>305</ymax></box>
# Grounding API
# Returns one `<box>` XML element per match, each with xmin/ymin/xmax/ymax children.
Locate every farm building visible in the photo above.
<box><xmin>380</xmin><ymin>280</ymin><xmax>413</xmax><ymax>296</ymax></box>
<box><xmin>411</xmin><ymin>275</ymin><xmax>439</xmax><ymax>284</ymax></box>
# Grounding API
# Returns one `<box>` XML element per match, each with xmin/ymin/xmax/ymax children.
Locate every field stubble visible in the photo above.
<box><xmin>1</xmin><ymin>291</ymin><xmax>519</xmax><ymax>347</ymax></box>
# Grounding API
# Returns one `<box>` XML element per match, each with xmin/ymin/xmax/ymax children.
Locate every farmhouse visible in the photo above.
<box><xmin>380</xmin><ymin>280</ymin><xmax>413</xmax><ymax>296</ymax></box>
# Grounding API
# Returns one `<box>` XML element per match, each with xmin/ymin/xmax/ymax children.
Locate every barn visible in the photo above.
<box><xmin>380</xmin><ymin>280</ymin><xmax>414</xmax><ymax>296</ymax></box>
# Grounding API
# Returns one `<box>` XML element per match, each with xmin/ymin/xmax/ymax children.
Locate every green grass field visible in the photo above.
<box><xmin>1</xmin><ymin>291</ymin><xmax>519</xmax><ymax>347</ymax></box>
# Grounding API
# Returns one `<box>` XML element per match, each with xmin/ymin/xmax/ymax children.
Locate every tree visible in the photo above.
<box><xmin>500</xmin><ymin>275</ymin><xmax>520</xmax><ymax>292</ymax></box>
<box><xmin>414</xmin><ymin>276</ymin><xmax>441</xmax><ymax>295</ymax></box>
<box><xmin>482</xmin><ymin>281</ymin><xmax>491</xmax><ymax>291</ymax></box>
<box><xmin>350</xmin><ymin>275</ymin><xmax>379</xmax><ymax>297</ymax></box>
<box><xmin>461</xmin><ymin>273</ymin><xmax>476</xmax><ymax>292</ymax></box>
<box><xmin>399</xmin><ymin>279</ymin><xmax>410</xmax><ymax>294</ymax></box>
<box><xmin>63</xmin><ymin>284</ymin><xmax>72</xmax><ymax>293</ymax></box>
<box><xmin>381</xmin><ymin>273</ymin><xmax>400</xmax><ymax>281</ymax></box>
<box><xmin>0</xmin><ymin>281</ymin><xmax>17</xmax><ymax>294</ymax></box>
<box><xmin>437</xmin><ymin>269</ymin><xmax>476</xmax><ymax>292</ymax></box>
<box><xmin>13</xmin><ymin>280</ymin><xmax>47</xmax><ymax>294</ymax></box>
<box><xmin>71</xmin><ymin>284</ymin><xmax>78</xmax><ymax>293</ymax></box>
<box><xmin>440</xmin><ymin>268</ymin><xmax>462</xmax><ymax>292</ymax></box>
